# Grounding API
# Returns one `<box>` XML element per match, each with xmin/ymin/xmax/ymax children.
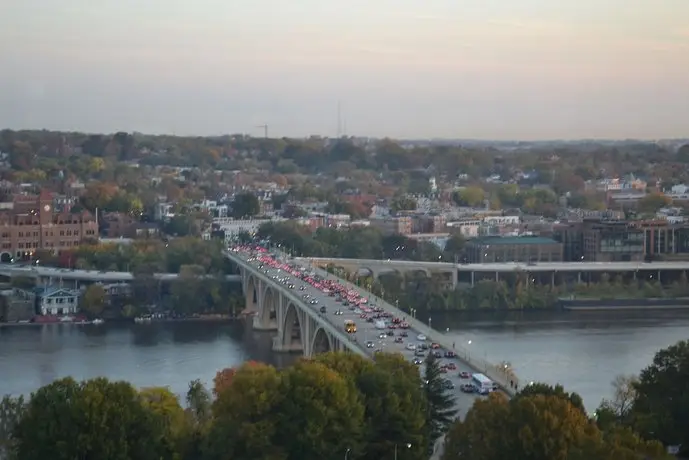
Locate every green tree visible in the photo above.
<box><xmin>676</xmin><ymin>143</ymin><xmax>689</xmax><ymax>163</ymax></box>
<box><xmin>316</xmin><ymin>352</ymin><xmax>428</xmax><ymax>460</ymax></box>
<box><xmin>13</xmin><ymin>377</ymin><xmax>170</xmax><ymax>460</ymax></box>
<box><xmin>0</xmin><ymin>395</ymin><xmax>25</xmax><ymax>459</ymax></box>
<box><xmin>443</xmin><ymin>234</ymin><xmax>465</xmax><ymax>260</ymax></box>
<box><xmin>637</xmin><ymin>193</ymin><xmax>671</xmax><ymax>214</ymax></box>
<box><xmin>631</xmin><ymin>339</ymin><xmax>689</xmax><ymax>454</ymax></box>
<box><xmin>232</xmin><ymin>193</ymin><xmax>260</xmax><ymax>218</ymax></box>
<box><xmin>452</xmin><ymin>186</ymin><xmax>485</xmax><ymax>207</ymax></box>
<box><xmin>516</xmin><ymin>382</ymin><xmax>586</xmax><ymax>414</ymax></box>
<box><xmin>79</xmin><ymin>284</ymin><xmax>106</xmax><ymax>318</ymax></box>
<box><xmin>424</xmin><ymin>351</ymin><xmax>457</xmax><ymax>445</ymax></box>
<box><xmin>186</xmin><ymin>379</ymin><xmax>211</xmax><ymax>424</ymax></box>
<box><xmin>595</xmin><ymin>375</ymin><xmax>637</xmax><ymax>429</ymax></box>
<box><xmin>275</xmin><ymin>359</ymin><xmax>366</xmax><ymax>460</ymax></box>
<box><xmin>391</xmin><ymin>195</ymin><xmax>417</xmax><ymax>212</ymax></box>
<box><xmin>204</xmin><ymin>362</ymin><xmax>285</xmax><ymax>460</ymax></box>
<box><xmin>139</xmin><ymin>387</ymin><xmax>187</xmax><ymax>454</ymax></box>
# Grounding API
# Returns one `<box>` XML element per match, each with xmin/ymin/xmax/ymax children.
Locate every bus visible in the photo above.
<box><xmin>344</xmin><ymin>320</ymin><xmax>357</xmax><ymax>333</ymax></box>
<box><xmin>471</xmin><ymin>373</ymin><xmax>493</xmax><ymax>394</ymax></box>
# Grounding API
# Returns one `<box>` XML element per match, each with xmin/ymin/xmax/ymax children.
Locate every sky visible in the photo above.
<box><xmin>0</xmin><ymin>0</ymin><xmax>688</xmax><ymax>140</ymax></box>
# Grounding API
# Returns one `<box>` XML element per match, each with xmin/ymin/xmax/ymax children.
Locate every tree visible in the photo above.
<box><xmin>13</xmin><ymin>377</ymin><xmax>171</xmax><ymax>460</ymax></box>
<box><xmin>516</xmin><ymin>382</ymin><xmax>586</xmax><ymax>414</ymax></box>
<box><xmin>443</xmin><ymin>393</ymin><xmax>670</xmax><ymax>460</ymax></box>
<box><xmin>443</xmin><ymin>234</ymin><xmax>465</xmax><ymax>260</ymax></box>
<box><xmin>595</xmin><ymin>375</ymin><xmax>637</xmax><ymax>429</ymax></box>
<box><xmin>0</xmin><ymin>395</ymin><xmax>25</xmax><ymax>459</ymax></box>
<box><xmin>631</xmin><ymin>339</ymin><xmax>689</xmax><ymax>454</ymax></box>
<box><xmin>424</xmin><ymin>351</ymin><xmax>457</xmax><ymax>444</ymax></box>
<box><xmin>316</xmin><ymin>352</ymin><xmax>428</xmax><ymax>460</ymax></box>
<box><xmin>139</xmin><ymin>387</ymin><xmax>187</xmax><ymax>453</ymax></box>
<box><xmin>452</xmin><ymin>186</ymin><xmax>485</xmax><ymax>207</ymax></box>
<box><xmin>80</xmin><ymin>284</ymin><xmax>106</xmax><ymax>318</ymax></box>
<box><xmin>231</xmin><ymin>193</ymin><xmax>260</xmax><ymax>218</ymax></box>
<box><xmin>676</xmin><ymin>143</ymin><xmax>689</xmax><ymax>163</ymax></box>
<box><xmin>391</xmin><ymin>195</ymin><xmax>417</xmax><ymax>212</ymax></box>
<box><xmin>274</xmin><ymin>359</ymin><xmax>365</xmax><ymax>460</ymax></box>
<box><xmin>186</xmin><ymin>379</ymin><xmax>211</xmax><ymax>424</ymax></box>
<box><xmin>204</xmin><ymin>362</ymin><xmax>285</xmax><ymax>460</ymax></box>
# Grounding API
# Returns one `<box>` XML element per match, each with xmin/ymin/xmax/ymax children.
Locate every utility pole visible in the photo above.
<box><xmin>337</xmin><ymin>101</ymin><xmax>342</xmax><ymax>138</ymax></box>
<box><xmin>256</xmin><ymin>124</ymin><xmax>268</xmax><ymax>139</ymax></box>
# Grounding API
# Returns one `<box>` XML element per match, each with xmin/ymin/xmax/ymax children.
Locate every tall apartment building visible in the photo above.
<box><xmin>0</xmin><ymin>191</ymin><xmax>98</xmax><ymax>262</ymax></box>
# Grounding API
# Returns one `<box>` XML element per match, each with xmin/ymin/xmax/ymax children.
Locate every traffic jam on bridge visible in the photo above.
<box><xmin>231</xmin><ymin>244</ymin><xmax>499</xmax><ymax>397</ymax></box>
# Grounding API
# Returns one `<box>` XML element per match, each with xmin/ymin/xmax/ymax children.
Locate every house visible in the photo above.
<box><xmin>34</xmin><ymin>286</ymin><xmax>80</xmax><ymax>316</ymax></box>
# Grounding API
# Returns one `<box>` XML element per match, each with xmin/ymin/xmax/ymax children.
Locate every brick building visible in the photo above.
<box><xmin>0</xmin><ymin>191</ymin><xmax>98</xmax><ymax>262</ymax></box>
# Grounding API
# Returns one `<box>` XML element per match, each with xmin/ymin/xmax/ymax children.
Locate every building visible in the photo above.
<box><xmin>554</xmin><ymin>219</ymin><xmax>645</xmax><ymax>262</ymax></box>
<box><xmin>33</xmin><ymin>286</ymin><xmax>80</xmax><ymax>316</ymax></box>
<box><xmin>0</xmin><ymin>192</ymin><xmax>98</xmax><ymax>262</ymax></box>
<box><xmin>465</xmin><ymin>236</ymin><xmax>563</xmax><ymax>264</ymax></box>
<box><xmin>369</xmin><ymin>216</ymin><xmax>412</xmax><ymax>235</ymax></box>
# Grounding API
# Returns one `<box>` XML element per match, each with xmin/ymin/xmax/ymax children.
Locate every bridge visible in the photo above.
<box><xmin>300</xmin><ymin>257</ymin><xmax>689</xmax><ymax>287</ymax></box>
<box><xmin>223</xmin><ymin>249</ymin><xmax>519</xmax><ymax>398</ymax></box>
<box><xmin>0</xmin><ymin>265</ymin><xmax>241</xmax><ymax>285</ymax></box>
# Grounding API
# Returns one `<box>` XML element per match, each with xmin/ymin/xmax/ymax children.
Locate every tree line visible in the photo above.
<box><xmin>254</xmin><ymin>221</ymin><xmax>466</xmax><ymax>262</ymax></box>
<box><xmin>2</xmin><ymin>339</ymin><xmax>687</xmax><ymax>460</ymax></box>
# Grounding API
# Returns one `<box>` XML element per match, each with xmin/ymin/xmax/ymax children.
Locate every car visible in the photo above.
<box><xmin>417</xmin><ymin>334</ymin><xmax>427</xmax><ymax>341</ymax></box>
<box><xmin>406</xmin><ymin>343</ymin><xmax>416</xmax><ymax>350</ymax></box>
<box><xmin>366</xmin><ymin>341</ymin><xmax>375</xmax><ymax>348</ymax></box>
<box><xmin>319</xmin><ymin>306</ymin><xmax>326</xmax><ymax>313</ymax></box>
<box><xmin>394</xmin><ymin>337</ymin><xmax>403</xmax><ymax>343</ymax></box>
<box><xmin>431</xmin><ymin>343</ymin><xmax>440</xmax><ymax>349</ymax></box>
<box><xmin>459</xmin><ymin>371</ymin><xmax>471</xmax><ymax>379</ymax></box>
<box><xmin>379</xmin><ymin>333</ymin><xmax>387</xmax><ymax>339</ymax></box>
<box><xmin>445</xmin><ymin>362</ymin><xmax>457</xmax><ymax>370</ymax></box>
<box><xmin>413</xmin><ymin>358</ymin><xmax>423</xmax><ymax>365</ymax></box>
<box><xmin>309</xmin><ymin>299</ymin><xmax>318</xmax><ymax>304</ymax></box>
<box><xmin>386</xmin><ymin>330</ymin><xmax>394</xmax><ymax>336</ymax></box>
<box><xmin>415</xmin><ymin>349</ymin><xmax>425</xmax><ymax>356</ymax></box>
<box><xmin>460</xmin><ymin>384</ymin><xmax>475</xmax><ymax>393</ymax></box>
<box><xmin>334</xmin><ymin>310</ymin><xmax>343</xmax><ymax>315</ymax></box>
<box><xmin>299</xmin><ymin>285</ymin><xmax>306</xmax><ymax>290</ymax></box>
<box><xmin>400</xmin><ymin>331</ymin><xmax>408</xmax><ymax>337</ymax></box>
<box><xmin>444</xmin><ymin>351</ymin><xmax>456</xmax><ymax>358</ymax></box>
<box><xmin>433</xmin><ymin>351</ymin><xmax>442</xmax><ymax>358</ymax></box>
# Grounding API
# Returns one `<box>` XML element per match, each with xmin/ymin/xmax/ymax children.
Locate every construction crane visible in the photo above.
<box><xmin>256</xmin><ymin>124</ymin><xmax>268</xmax><ymax>139</ymax></box>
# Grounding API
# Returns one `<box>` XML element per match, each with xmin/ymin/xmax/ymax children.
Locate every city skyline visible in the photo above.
<box><xmin>1</xmin><ymin>0</ymin><xmax>688</xmax><ymax>140</ymax></box>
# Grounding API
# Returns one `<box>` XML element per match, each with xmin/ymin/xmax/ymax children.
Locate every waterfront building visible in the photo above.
<box><xmin>464</xmin><ymin>236</ymin><xmax>563</xmax><ymax>264</ymax></box>
<box><xmin>0</xmin><ymin>191</ymin><xmax>98</xmax><ymax>262</ymax></box>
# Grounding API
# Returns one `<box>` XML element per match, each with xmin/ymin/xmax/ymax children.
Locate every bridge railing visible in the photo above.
<box><xmin>306</xmin><ymin>262</ymin><xmax>519</xmax><ymax>396</ymax></box>
<box><xmin>227</xmin><ymin>252</ymin><xmax>370</xmax><ymax>359</ymax></box>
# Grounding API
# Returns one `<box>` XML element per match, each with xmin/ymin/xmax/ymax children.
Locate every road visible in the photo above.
<box><xmin>236</xmin><ymin>248</ymin><xmax>487</xmax><ymax>423</ymax></box>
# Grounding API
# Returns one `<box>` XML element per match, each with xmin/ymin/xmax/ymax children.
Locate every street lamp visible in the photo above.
<box><xmin>345</xmin><ymin>447</ymin><xmax>351</xmax><ymax>460</ymax></box>
<box><xmin>394</xmin><ymin>443</ymin><xmax>412</xmax><ymax>460</ymax></box>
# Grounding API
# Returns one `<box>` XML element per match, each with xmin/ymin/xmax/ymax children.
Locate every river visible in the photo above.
<box><xmin>2</xmin><ymin>310</ymin><xmax>688</xmax><ymax>410</ymax></box>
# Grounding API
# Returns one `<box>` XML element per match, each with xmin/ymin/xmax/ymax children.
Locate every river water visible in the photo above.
<box><xmin>1</xmin><ymin>311</ymin><xmax>688</xmax><ymax>410</ymax></box>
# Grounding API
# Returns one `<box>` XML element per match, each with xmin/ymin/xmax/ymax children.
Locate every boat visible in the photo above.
<box><xmin>92</xmin><ymin>318</ymin><xmax>105</xmax><ymax>325</ymax></box>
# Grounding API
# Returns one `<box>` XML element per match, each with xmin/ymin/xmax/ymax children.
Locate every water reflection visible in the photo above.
<box><xmin>2</xmin><ymin>312</ymin><xmax>688</xmax><ymax>409</ymax></box>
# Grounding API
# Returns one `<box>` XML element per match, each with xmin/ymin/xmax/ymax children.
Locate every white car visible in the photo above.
<box><xmin>417</xmin><ymin>334</ymin><xmax>427</xmax><ymax>341</ymax></box>
<box><xmin>406</xmin><ymin>343</ymin><xmax>416</xmax><ymax>351</ymax></box>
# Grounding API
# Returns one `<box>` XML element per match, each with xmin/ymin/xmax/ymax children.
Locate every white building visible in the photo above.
<box><xmin>36</xmin><ymin>287</ymin><xmax>80</xmax><ymax>316</ymax></box>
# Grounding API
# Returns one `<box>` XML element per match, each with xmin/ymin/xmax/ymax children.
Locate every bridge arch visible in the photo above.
<box><xmin>357</xmin><ymin>267</ymin><xmax>374</xmax><ymax>277</ymax></box>
<box><xmin>260</xmin><ymin>286</ymin><xmax>278</xmax><ymax>329</ymax></box>
<box><xmin>0</xmin><ymin>252</ymin><xmax>11</xmax><ymax>263</ymax></box>
<box><xmin>280</xmin><ymin>302</ymin><xmax>304</xmax><ymax>351</ymax></box>
<box><xmin>244</xmin><ymin>275</ymin><xmax>258</xmax><ymax>314</ymax></box>
<box><xmin>310</xmin><ymin>326</ymin><xmax>333</xmax><ymax>355</ymax></box>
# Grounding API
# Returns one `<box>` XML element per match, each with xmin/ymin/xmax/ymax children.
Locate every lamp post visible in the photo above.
<box><xmin>394</xmin><ymin>443</ymin><xmax>412</xmax><ymax>460</ymax></box>
<box><xmin>345</xmin><ymin>447</ymin><xmax>351</xmax><ymax>460</ymax></box>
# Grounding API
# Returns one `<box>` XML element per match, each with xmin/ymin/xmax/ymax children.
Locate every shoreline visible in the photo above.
<box><xmin>0</xmin><ymin>316</ymin><xmax>239</xmax><ymax>328</ymax></box>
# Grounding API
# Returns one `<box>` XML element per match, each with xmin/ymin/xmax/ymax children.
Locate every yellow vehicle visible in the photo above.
<box><xmin>344</xmin><ymin>320</ymin><xmax>357</xmax><ymax>334</ymax></box>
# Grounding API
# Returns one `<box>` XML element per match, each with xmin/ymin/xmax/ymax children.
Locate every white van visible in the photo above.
<box><xmin>375</xmin><ymin>320</ymin><xmax>386</xmax><ymax>330</ymax></box>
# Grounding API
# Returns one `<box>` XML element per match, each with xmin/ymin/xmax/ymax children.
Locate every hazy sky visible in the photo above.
<box><xmin>1</xmin><ymin>0</ymin><xmax>688</xmax><ymax>140</ymax></box>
